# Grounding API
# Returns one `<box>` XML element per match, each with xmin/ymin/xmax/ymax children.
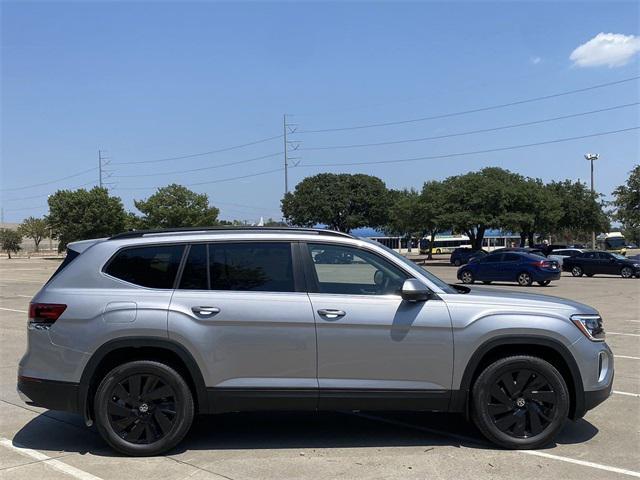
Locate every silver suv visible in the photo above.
<box><xmin>18</xmin><ymin>227</ymin><xmax>613</xmax><ymax>456</ymax></box>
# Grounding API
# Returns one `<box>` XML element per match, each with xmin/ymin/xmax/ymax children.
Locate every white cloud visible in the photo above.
<box><xmin>530</xmin><ymin>56</ymin><xmax>542</xmax><ymax>65</ymax></box>
<box><xmin>570</xmin><ymin>32</ymin><xmax>640</xmax><ymax>68</ymax></box>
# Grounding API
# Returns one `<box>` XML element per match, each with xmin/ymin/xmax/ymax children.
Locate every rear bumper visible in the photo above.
<box><xmin>17</xmin><ymin>376</ymin><xmax>79</xmax><ymax>413</ymax></box>
<box><xmin>534</xmin><ymin>270</ymin><xmax>561</xmax><ymax>281</ymax></box>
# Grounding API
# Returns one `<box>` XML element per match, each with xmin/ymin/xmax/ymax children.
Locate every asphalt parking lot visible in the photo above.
<box><xmin>0</xmin><ymin>257</ymin><xmax>638</xmax><ymax>479</ymax></box>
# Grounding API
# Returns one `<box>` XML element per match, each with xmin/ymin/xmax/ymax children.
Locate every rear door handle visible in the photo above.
<box><xmin>191</xmin><ymin>306</ymin><xmax>220</xmax><ymax>316</ymax></box>
<box><xmin>317</xmin><ymin>309</ymin><xmax>346</xmax><ymax>320</ymax></box>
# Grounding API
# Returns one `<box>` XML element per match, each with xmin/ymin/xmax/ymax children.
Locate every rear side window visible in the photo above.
<box><xmin>105</xmin><ymin>245</ymin><xmax>185</xmax><ymax>289</ymax></box>
<box><xmin>503</xmin><ymin>253</ymin><xmax>520</xmax><ymax>262</ymax></box>
<box><xmin>484</xmin><ymin>254</ymin><xmax>503</xmax><ymax>263</ymax></box>
<box><xmin>46</xmin><ymin>248</ymin><xmax>81</xmax><ymax>284</ymax></box>
<box><xmin>209</xmin><ymin>242</ymin><xmax>294</xmax><ymax>292</ymax></box>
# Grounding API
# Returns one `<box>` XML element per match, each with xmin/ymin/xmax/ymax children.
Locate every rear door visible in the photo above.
<box><xmin>168</xmin><ymin>241</ymin><xmax>317</xmax><ymax>410</ymax></box>
<box><xmin>597</xmin><ymin>252</ymin><xmax>619</xmax><ymax>274</ymax></box>
<box><xmin>479</xmin><ymin>253</ymin><xmax>503</xmax><ymax>280</ymax></box>
<box><xmin>499</xmin><ymin>253</ymin><xmax>521</xmax><ymax>281</ymax></box>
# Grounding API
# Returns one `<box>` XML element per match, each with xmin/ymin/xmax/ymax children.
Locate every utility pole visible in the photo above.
<box><xmin>98</xmin><ymin>150</ymin><xmax>104</xmax><ymax>188</ymax></box>
<box><xmin>283</xmin><ymin>114</ymin><xmax>301</xmax><ymax>196</ymax></box>
<box><xmin>98</xmin><ymin>150</ymin><xmax>114</xmax><ymax>190</ymax></box>
<box><xmin>584</xmin><ymin>153</ymin><xmax>600</xmax><ymax>249</ymax></box>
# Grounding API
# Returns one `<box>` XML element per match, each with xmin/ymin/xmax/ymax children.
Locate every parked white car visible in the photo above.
<box><xmin>548</xmin><ymin>248</ymin><xmax>585</xmax><ymax>269</ymax></box>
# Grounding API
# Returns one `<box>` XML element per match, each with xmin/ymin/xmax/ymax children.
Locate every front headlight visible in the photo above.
<box><xmin>633</xmin><ymin>263</ymin><xmax>640</xmax><ymax>267</ymax></box>
<box><xmin>572</xmin><ymin>314</ymin><xmax>605</xmax><ymax>342</ymax></box>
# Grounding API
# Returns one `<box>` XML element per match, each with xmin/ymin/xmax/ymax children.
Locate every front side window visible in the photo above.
<box><xmin>503</xmin><ymin>253</ymin><xmax>520</xmax><ymax>262</ymax></box>
<box><xmin>209</xmin><ymin>242</ymin><xmax>294</xmax><ymax>292</ymax></box>
<box><xmin>307</xmin><ymin>243</ymin><xmax>408</xmax><ymax>295</ymax></box>
<box><xmin>105</xmin><ymin>244</ymin><xmax>185</xmax><ymax>289</ymax></box>
<box><xmin>483</xmin><ymin>254</ymin><xmax>503</xmax><ymax>263</ymax></box>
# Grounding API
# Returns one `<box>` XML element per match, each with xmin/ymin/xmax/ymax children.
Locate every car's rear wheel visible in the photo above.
<box><xmin>517</xmin><ymin>272</ymin><xmax>533</xmax><ymax>286</ymax></box>
<box><xmin>571</xmin><ymin>266</ymin><xmax>583</xmax><ymax>277</ymax></box>
<box><xmin>454</xmin><ymin>259</ymin><xmax>462</xmax><ymax>267</ymax></box>
<box><xmin>537</xmin><ymin>280</ymin><xmax>551</xmax><ymax>286</ymax></box>
<box><xmin>621</xmin><ymin>267</ymin><xmax>634</xmax><ymax>278</ymax></box>
<box><xmin>461</xmin><ymin>270</ymin><xmax>475</xmax><ymax>284</ymax></box>
<box><xmin>94</xmin><ymin>360</ymin><xmax>194</xmax><ymax>456</ymax></box>
<box><xmin>471</xmin><ymin>355</ymin><xmax>569</xmax><ymax>449</ymax></box>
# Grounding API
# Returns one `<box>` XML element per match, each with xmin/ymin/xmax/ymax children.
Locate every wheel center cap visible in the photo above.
<box><xmin>138</xmin><ymin>403</ymin><xmax>149</xmax><ymax>413</ymax></box>
<box><xmin>515</xmin><ymin>397</ymin><xmax>526</xmax><ymax>408</ymax></box>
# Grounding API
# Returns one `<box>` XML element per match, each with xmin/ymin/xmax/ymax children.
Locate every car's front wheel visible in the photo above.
<box><xmin>461</xmin><ymin>270</ymin><xmax>475</xmax><ymax>284</ymax></box>
<box><xmin>517</xmin><ymin>272</ymin><xmax>533</xmax><ymax>286</ymax></box>
<box><xmin>621</xmin><ymin>267</ymin><xmax>634</xmax><ymax>279</ymax></box>
<box><xmin>571</xmin><ymin>266</ymin><xmax>583</xmax><ymax>277</ymax></box>
<box><xmin>94</xmin><ymin>360</ymin><xmax>194</xmax><ymax>456</ymax></box>
<box><xmin>471</xmin><ymin>355</ymin><xmax>569</xmax><ymax>449</ymax></box>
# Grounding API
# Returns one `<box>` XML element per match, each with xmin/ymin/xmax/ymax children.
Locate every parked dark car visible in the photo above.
<box><xmin>493</xmin><ymin>247</ymin><xmax>547</xmax><ymax>257</ymax></box>
<box><xmin>563</xmin><ymin>250</ymin><xmax>640</xmax><ymax>278</ymax></box>
<box><xmin>449</xmin><ymin>248</ymin><xmax>487</xmax><ymax>266</ymax></box>
<box><xmin>457</xmin><ymin>251</ymin><xmax>561</xmax><ymax>286</ymax></box>
<box><xmin>535</xmin><ymin>244</ymin><xmax>567</xmax><ymax>255</ymax></box>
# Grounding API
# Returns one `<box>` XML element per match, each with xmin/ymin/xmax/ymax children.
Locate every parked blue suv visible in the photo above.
<box><xmin>457</xmin><ymin>251</ymin><xmax>561</xmax><ymax>286</ymax></box>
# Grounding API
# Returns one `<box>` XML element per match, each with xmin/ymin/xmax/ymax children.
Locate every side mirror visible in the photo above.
<box><xmin>401</xmin><ymin>279</ymin><xmax>431</xmax><ymax>302</ymax></box>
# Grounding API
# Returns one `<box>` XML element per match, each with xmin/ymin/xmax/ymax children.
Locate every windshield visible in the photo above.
<box><xmin>363</xmin><ymin>238</ymin><xmax>457</xmax><ymax>293</ymax></box>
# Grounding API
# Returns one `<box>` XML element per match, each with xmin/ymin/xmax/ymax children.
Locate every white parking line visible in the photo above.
<box><xmin>614</xmin><ymin>390</ymin><xmax>640</xmax><ymax>398</ymax></box>
<box><xmin>616</xmin><ymin>355</ymin><xmax>640</xmax><ymax>360</ymax></box>
<box><xmin>355</xmin><ymin>413</ymin><xmax>640</xmax><ymax>478</ymax></box>
<box><xmin>0</xmin><ymin>307</ymin><xmax>27</xmax><ymax>313</ymax></box>
<box><xmin>0</xmin><ymin>438</ymin><xmax>103</xmax><ymax>480</ymax></box>
<box><xmin>607</xmin><ymin>332</ymin><xmax>640</xmax><ymax>337</ymax></box>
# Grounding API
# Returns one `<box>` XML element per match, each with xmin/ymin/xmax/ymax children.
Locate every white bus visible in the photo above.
<box><xmin>419</xmin><ymin>231</ymin><xmax>523</xmax><ymax>254</ymax></box>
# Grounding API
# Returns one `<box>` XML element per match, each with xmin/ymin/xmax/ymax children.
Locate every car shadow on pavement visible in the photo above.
<box><xmin>11</xmin><ymin>410</ymin><xmax>599</xmax><ymax>457</ymax></box>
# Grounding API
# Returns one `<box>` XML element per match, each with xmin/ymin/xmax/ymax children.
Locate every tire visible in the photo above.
<box><xmin>471</xmin><ymin>355</ymin><xmax>569</xmax><ymax>449</ymax></box>
<box><xmin>537</xmin><ymin>280</ymin><xmax>551</xmax><ymax>286</ymax></box>
<box><xmin>94</xmin><ymin>360</ymin><xmax>194</xmax><ymax>456</ymax></box>
<box><xmin>571</xmin><ymin>266</ymin><xmax>583</xmax><ymax>277</ymax></box>
<box><xmin>454</xmin><ymin>259</ymin><xmax>462</xmax><ymax>267</ymax></box>
<box><xmin>517</xmin><ymin>272</ymin><xmax>533</xmax><ymax>287</ymax></box>
<box><xmin>461</xmin><ymin>270</ymin><xmax>475</xmax><ymax>284</ymax></box>
<box><xmin>621</xmin><ymin>267</ymin><xmax>634</xmax><ymax>279</ymax></box>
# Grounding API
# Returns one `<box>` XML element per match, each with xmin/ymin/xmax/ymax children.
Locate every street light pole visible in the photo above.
<box><xmin>584</xmin><ymin>153</ymin><xmax>599</xmax><ymax>249</ymax></box>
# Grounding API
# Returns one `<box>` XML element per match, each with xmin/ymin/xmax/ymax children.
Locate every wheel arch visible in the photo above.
<box><xmin>79</xmin><ymin>337</ymin><xmax>209</xmax><ymax>424</ymax></box>
<box><xmin>454</xmin><ymin>335</ymin><xmax>585</xmax><ymax>420</ymax></box>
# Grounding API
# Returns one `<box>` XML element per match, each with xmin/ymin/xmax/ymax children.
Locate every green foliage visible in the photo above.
<box><xmin>547</xmin><ymin>180</ymin><xmax>609</xmax><ymax>242</ymax></box>
<box><xmin>133</xmin><ymin>184</ymin><xmax>220</xmax><ymax>229</ymax></box>
<box><xmin>439</xmin><ymin>168</ymin><xmax>524</xmax><ymax>250</ymax></box>
<box><xmin>47</xmin><ymin>187</ymin><xmax>127</xmax><ymax>251</ymax></box>
<box><xmin>17</xmin><ymin>216</ymin><xmax>49</xmax><ymax>251</ymax></box>
<box><xmin>282</xmin><ymin>173</ymin><xmax>389</xmax><ymax>232</ymax></box>
<box><xmin>0</xmin><ymin>229</ymin><xmax>23</xmax><ymax>258</ymax></box>
<box><xmin>612</xmin><ymin>165</ymin><xmax>640</xmax><ymax>244</ymax></box>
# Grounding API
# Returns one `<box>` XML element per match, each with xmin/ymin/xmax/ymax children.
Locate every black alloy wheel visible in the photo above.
<box><xmin>486</xmin><ymin>368</ymin><xmax>556</xmax><ymax>438</ymax></box>
<box><xmin>94</xmin><ymin>360</ymin><xmax>194</xmax><ymax>456</ymax></box>
<box><xmin>471</xmin><ymin>356</ymin><xmax>569</xmax><ymax>449</ymax></box>
<box><xmin>107</xmin><ymin>373</ymin><xmax>177</xmax><ymax>444</ymax></box>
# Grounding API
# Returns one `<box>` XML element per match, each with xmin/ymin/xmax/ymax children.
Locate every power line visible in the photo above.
<box><xmin>111</xmin><ymin>134</ymin><xmax>284</xmax><ymax>166</ymax></box>
<box><xmin>301</xmin><ymin>102</ymin><xmax>639</xmax><ymax>151</ymax></box>
<box><xmin>114</xmin><ymin>166</ymin><xmax>285</xmax><ymax>191</ymax></box>
<box><xmin>0</xmin><ymin>167</ymin><xmax>97</xmax><ymax>192</ymax></box>
<box><xmin>2</xmin><ymin>180</ymin><xmax>99</xmax><ymax>203</ymax></box>
<box><xmin>301</xmin><ymin>126</ymin><xmax>639</xmax><ymax>168</ymax></box>
<box><xmin>297</xmin><ymin>76</ymin><xmax>640</xmax><ymax>133</ymax></box>
<box><xmin>111</xmin><ymin>152</ymin><xmax>282</xmax><ymax>179</ymax></box>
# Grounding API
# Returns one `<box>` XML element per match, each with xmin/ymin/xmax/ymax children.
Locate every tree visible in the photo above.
<box><xmin>134</xmin><ymin>184</ymin><xmax>220</xmax><ymax>229</ymax></box>
<box><xmin>282</xmin><ymin>173</ymin><xmax>389</xmax><ymax>232</ymax></box>
<box><xmin>612</xmin><ymin>165</ymin><xmax>640</xmax><ymax>245</ymax></box>
<box><xmin>0</xmin><ymin>229</ymin><xmax>22</xmax><ymax>259</ymax></box>
<box><xmin>440</xmin><ymin>168</ymin><xmax>523</xmax><ymax>250</ymax></box>
<box><xmin>18</xmin><ymin>217</ymin><xmax>49</xmax><ymax>252</ymax></box>
<box><xmin>547</xmin><ymin>180</ymin><xmax>609</xmax><ymax>242</ymax></box>
<box><xmin>47</xmin><ymin>187</ymin><xmax>127</xmax><ymax>251</ymax></box>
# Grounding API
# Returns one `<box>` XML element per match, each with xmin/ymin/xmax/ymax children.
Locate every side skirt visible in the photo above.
<box><xmin>208</xmin><ymin>388</ymin><xmax>458</xmax><ymax>414</ymax></box>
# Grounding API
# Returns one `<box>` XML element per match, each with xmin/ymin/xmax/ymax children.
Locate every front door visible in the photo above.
<box><xmin>168</xmin><ymin>241</ymin><xmax>317</xmax><ymax>411</ymax></box>
<box><xmin>303</xmin><ymin>242</ymin><xmax>454</xmax><ymax>411</ymax></box>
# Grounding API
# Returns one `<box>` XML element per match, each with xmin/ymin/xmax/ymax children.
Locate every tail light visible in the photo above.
<box><xmin>28</xmin><ymin>303</ymin><xmax>66</xmax><ymax>329</ymax></box>
<box><xmin>531</xmin><ymin>260</ymin><xmax>555</xmax><ymax>268</ymax></box>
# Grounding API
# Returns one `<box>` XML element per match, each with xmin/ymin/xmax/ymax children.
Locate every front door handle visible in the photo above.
<box><xmin>317</xmin><ymin>309</ymin><xmax>346</xmax><ymax>320</ymax></box>
<box><xmin>192</xmin><ymin>306</ymin><xmax>220</xmax><ymax>316</ymax></box>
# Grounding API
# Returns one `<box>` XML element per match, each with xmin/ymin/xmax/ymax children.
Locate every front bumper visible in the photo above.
<box><xmin>17</xmin><ymin>375</ymin><xmax>80</xmax><ymax>413</ymax></box>
<box><xmin>584</xmin><ymin>380</ymin><xmax>613</xmax><ymax>412</ymax></box>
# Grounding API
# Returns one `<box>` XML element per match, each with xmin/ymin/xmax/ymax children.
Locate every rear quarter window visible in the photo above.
<box><xmin>104</xmin><ymin>244</ymin><xmax>185</xmax><ymax>289</ymax></box>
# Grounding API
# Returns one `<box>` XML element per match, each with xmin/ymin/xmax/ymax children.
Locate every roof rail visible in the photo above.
<box><xmin>108</xmin><ymin>226</ymin><xmax>353</xmax><ymax>240</ymax></box>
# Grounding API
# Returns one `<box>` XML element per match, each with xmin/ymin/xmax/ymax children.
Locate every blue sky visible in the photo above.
<box><xmin>2</xmin><ymin>1</ymin><xmax>639</xmax><ymax>223</ymax></box>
